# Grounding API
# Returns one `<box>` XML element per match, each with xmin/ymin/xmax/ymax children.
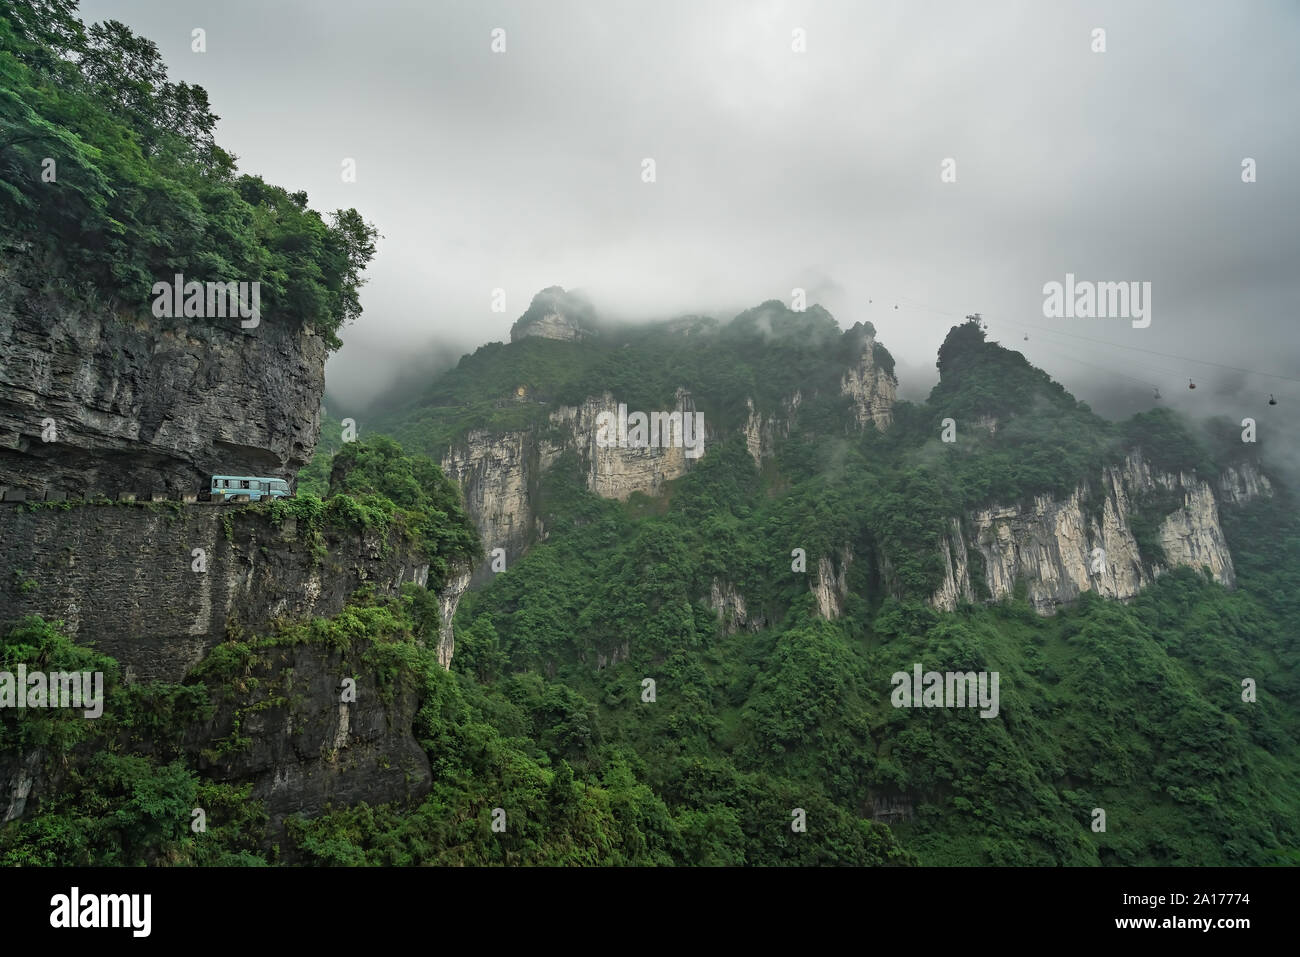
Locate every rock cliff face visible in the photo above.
<box><xmin>0</xmin><ymin>503</ymin><xmax>445</xmax><ymax>682</ymax></box>
<box><xmin>563</xmin><ymin>389</ymin><xmax>706</xmax><ymax>500</ymax></box>
<box><xmin>508</xmin><ymin>286</ymin><xmax>596</xmax><ymax>342</ymax></box>
<box><xmin>184</xmin><ymin>639</ymin><xmax>432</xmax><ymax>855</ymax></box>
<box><xmin>0</xmin><ymin>626</ymin><xmax>433</xmax><ymax>851</ymax></box>
<box><xmin>0</xmin><ymin>501</ymin><xmax>472</xmax><ymax>846</ymax></box>
<box><xmin>441</xmin><ymin>302</ymin><xmax>903</xmax><ymax>584</ymax></box>
<box><xmin>926</xmin><ymin>456</ymin><xmax>1271</xmax><ymax>614</ymax></box>
<box><xmin>512</xmin><ymin>311</ymin><xmax>589</xmax><ymax>342</ymax></box>
<box><xmin>841</xmin><ymin>325</ymin><xmax>896</xmax><ymax>431</ymax></box>
<box><xmin>743</xmin><ymin>392</ymin><xmax>802</xmax><ymax>466</ymax></box>
<box><xmin>709</xmin><ymin>579</ymin><xmax>765</xmax><ymax>635</ymax></box>
<box><xmin>441</xmin><ymin>390</ymin><xmax>711</xmax><ymax>573</ymax></box>
<box><xmin>441</xmin><ymin>429</ymin><xmax>540</xmax><ymax>574</ymax></box>
<box><xmin>1218</xmin><ymin>462</ymin><xmax>1273</xmax><ymax>505</ymax></box>
<box><xmin>812</xmin><ymin>546</ymin><xmax>854</xmax><ymax>620</ymax></box>
<box><xmin>435</xmin><ymin>561</ymin><xmax>474</xmax><ymax>668</ymax></box>
<box><xmin>0</xmin><ymin>268</ymin><xmax>325</xmax><ymax>495</ymax></box>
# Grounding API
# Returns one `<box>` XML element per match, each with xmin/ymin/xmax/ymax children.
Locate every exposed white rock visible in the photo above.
<box><xmin>812</xmin><ymin>546</ymin><xmax>853</xmax><ymax>619</ymax></box>
<box><xmin>441</xmin><ymin>429</ymin><xmax>540</xmax><ymax>565</ymax></box>
<box><xmin>1218</xmin><ymin>462</ymin><xmax>1272</xmax><ymax>505</ymax></box>
<box><xmin>709</xmin><ymin>579</ymin><xmax>764</xmax><ymax>634</ymax></box>
<box><xmin>512</xmin><ymin>311</ymin><xmax>588</xmax><ymax>342</ymax></box>
<box><xmin>929</xmin><ymin>453</ymin><xmax>1270</xmax><ymax>614</ymax></box>
<box><xmin>841</xmin><ymin>333</ymin><xmax>896</xmax><ymax>430</ymax></box>
<box><xmin>546</xmin><ymin>389</ymin><xmax>707</xmax><ymax>501</ymax></box>
<box><xmin>435</xmin><ymin>561</ymin><xmax>474</xmax><ymax>670</ymax></box>
<box><xmin>933</xmin><ymin>518</ymin><xmax>976</xmax><ymax>609</ymax></box>
<box><xmin>743</xmin><ymin>392</ymin><xmax>802</xmax><ymax>466</ymax></box>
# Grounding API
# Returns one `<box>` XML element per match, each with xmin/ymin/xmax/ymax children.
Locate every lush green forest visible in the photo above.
<box><xmin>442</xmin><ymin>457</ymin><xmax>1300</xmax><ymax>866</ymax></box>
<box><xmin>2</xmin><ymin>0</ymin><xmax>1294</xmax><ymax>868</ymax></box>
<box><xmin>314</xmin><ymin>313</ymin><xmax>1295</xmax><ymax>866</ymax></box>
<box><xmin>8</xmin><ymin>313</ymin><xmax>1295</xmax><ymax>865</ymax></box>
<box><xmin>0</xmin><ymin>0</ymin><xmax>375</xmax><ymax>347</ymax></box>
<box><xmin>6</xmin><ymin>443</ymin><xmax>1294</xmax><ymax>865</ymax></box>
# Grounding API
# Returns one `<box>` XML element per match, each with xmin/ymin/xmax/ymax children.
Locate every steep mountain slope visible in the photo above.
<box><xmin>368</xmin><ymin>302</ymin><xmax>1269</xmax><ymax>622</ymax></box>
<box><xmin>333</xmin><ymin>300</ymin><xmax>1299</xmax><ymax>866</ymax></box>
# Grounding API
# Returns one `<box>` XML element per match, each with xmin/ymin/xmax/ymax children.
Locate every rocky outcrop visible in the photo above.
<box><xmin>0</xmin><ymin>620</ymin><xmax>435</xmax><ymax>850</ymax></box>
<box><xmin>841</xmin><ymin>324</ymin><xmax>896</xmax><ymax>431</ymax></box>
<box><xmin>0</xmin><ymin>265</ymin><xmax>324</xmax><ymax>495</ymax></box>
<box><xmin>1218</xmin><ymin>461</ymin><xmax>1273</xmax><ymax>505</ymax></box>
<box><xmin>443</xmin><ymin>390</ymin><xmax>712</xmax><ymax>573</ymax></box>
<box><xmin>709</xmin><ymin>579</ymin><xmax>765</xmax><ymax>635</ymax></box>
<box><xmin>512</xmin><ymin>311</ymin><xmax>588</xmax><ymax>342</ymax></box>
<box><xmin>186</xmin><ymin>640</ymin><xmax>433</xmax><ymax>855</ymax></box>
<box><xmin>743</xmin><ymin>392</ymin><xmax>802</xmax><ymax>466</ymax></box>
<box><xmin>435</xmin><ymin>561</ymin><xmax>473</xmax><ymax>668</ymax></box>
<box><xmin>0</xmin><ymin>501</ymin><xmax>472</xmax><ymax>844</ymax></box>
<box><xmin>441</xmin><ymin>429</ymin><xmax>541</xmax><ymax>575</ymax></box>
<box><xmin>0</xmin><ymin>502</ymin><xmax>449</xmax><ymax>682</ymax></box>
<box><xmin>564</xmin><ymin>389</ymin><xmax>706</xmax><ymax>501</ymax></box>
<box><xmin>933</xmin><ymin>518</ymin><xmax>976</xmax><ymax>609</ymax></box>
<box><xmin>508</xmin><ymin>286</ymin><xmax>596</xmax><ymax>342</ymax></box>
<box><xmin>812</xmin><ymin>546</ymin><xmax>854</xmax><ymax>620</ymax></box>
<box><xmin>444</xmin><ymin>302</ymin><xmax>902</xmax><ymax>582</ymax></box>
<box><xmin>928</xmin><ymin>454</ymin><xmax>1270</xmax><ymax>614</ymax></box>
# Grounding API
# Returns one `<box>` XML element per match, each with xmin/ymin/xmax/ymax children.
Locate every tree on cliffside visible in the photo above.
<box><xmin>0</xmin><ymin>0</ymin><xmax>376</xmax><ymax>349</ymax></box>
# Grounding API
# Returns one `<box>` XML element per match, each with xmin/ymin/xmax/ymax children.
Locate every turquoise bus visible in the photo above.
<box><xmin>209</xmin><ymin>475</ymin><xmax>291</xmax><ymax>501</ymax></box>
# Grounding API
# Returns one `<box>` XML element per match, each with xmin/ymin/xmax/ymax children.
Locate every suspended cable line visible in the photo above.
<box><xmin>890</xmin><ymin>295</ymin><xmax>1300</xmax><ymax>385</ymax></box>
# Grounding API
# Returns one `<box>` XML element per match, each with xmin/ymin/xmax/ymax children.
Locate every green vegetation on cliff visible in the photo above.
<box><xmin>437</xmin><ymin>445</ymin><xmax>1300</xmax><ymax>865</ymax></box>
<box><xmin>0</xmin><ymin>0</ymin><xmax>376</xmax><ymax>348</ymax></box>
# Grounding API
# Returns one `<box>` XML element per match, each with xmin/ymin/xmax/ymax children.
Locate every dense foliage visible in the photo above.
<box><xmin>325</xmin><ymin>435</ymin><xmax>482</xmax><ymax>586</ymax></box>
<box><xmin>373</xmin><ymin>301</ymin><xmax>873</xmax><ymax>461</ymax></box>
<box><xmin>0</xmin><ymin>617</ymin><xmax>266</xmax><ymax>865</ymax></box>
<box><xmin>437</xmin><ymin>447</ymin><xmax>1300</xmax><ymax>865</ymax></box>
<box><xmin>0</xmin><ymin>0</ymin><xmax>376</xmax><ymax>347</ymax></box>
<box><xmin>317</xmin><ymin>310</ymin><xmax>1293</xmax><ymax>866</ymax></box>
<box><xmin>2</xmin><ymin>1</ymin><xmax>1292</xmax><ymax>863</ymax></box>
<box><xmin>5</xmin><ymin>308</ymin><xmax>1297</xmax><ymax>863</ymax></box>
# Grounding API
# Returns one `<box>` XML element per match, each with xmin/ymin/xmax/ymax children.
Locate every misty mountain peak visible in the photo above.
<box><xmin>509</xmin><ymin>286</ymin><xmax>598</xmax><ymax>342</ymax></box>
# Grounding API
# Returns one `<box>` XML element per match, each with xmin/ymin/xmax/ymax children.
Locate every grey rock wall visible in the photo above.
<box><xmin>0</xmin><ymin>502</ymin><xmax>434</xmax><ymax>682</ymax></box>
<box><xmin>0</xmin><ymin>270</ymin><xmax>324</xmax><ymax>496</ymax></box>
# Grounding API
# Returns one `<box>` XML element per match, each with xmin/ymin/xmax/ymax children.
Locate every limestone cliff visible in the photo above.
<box><xmin>435</xmin><ymin>560</ymin><xmax>474</xmax><ymax>668</ymax></box>
<box><xmin>440</xmin><ymin>429</ymin><xmax>540</xmax><ymax>573</ymax></box>
<box><xmin>0</xmin><ymin>502</ymin><xmax>456</xmax><ymax>682</ymax></box>
<box><xmin>841</xmin><ymin>322</ymin><xmax>896</xmax><ymax>431</ymax></box>
<box><xmin>743</xmin><ymin>392</ymin><xmax>802</xmax><ymax>466</ymax></box>
<box><xmin>0</xmin><ymin>265</ymin><xmax>325</xmax><ymax>495</ymax></box>
<box><xmin>812</xmin><ymin>546</ymin><xmax>854</xmax><ymax>620</ymax></box>
<box><xmin>509</xmin><ymin>286</ymin><xmax>596</xmax><ymax>342</ymax></box>
<box><xmin>709</xmin><ymin>579</ymin><xmax>766</xmax><ymax>635</ymax></box>
<box><xmin>926</xmin><ymin>456</ymin><xmax>1271</xmax><ymax>614</ymax></box>
<box><xmin>441</xmin><ymin>389</ymin><xmax>710</xmax><ymax>573</ymax></box>
<box><xmin>0</xmin><ymin>500</ymin><xmax>472</xmax><ymax>846</ymax></box>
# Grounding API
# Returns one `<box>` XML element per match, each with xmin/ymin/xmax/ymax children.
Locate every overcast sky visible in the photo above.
<box><xmin>82</xmin><ymin>0</ymin><xmax>1300</xmax><ymax>464</ymax></box>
